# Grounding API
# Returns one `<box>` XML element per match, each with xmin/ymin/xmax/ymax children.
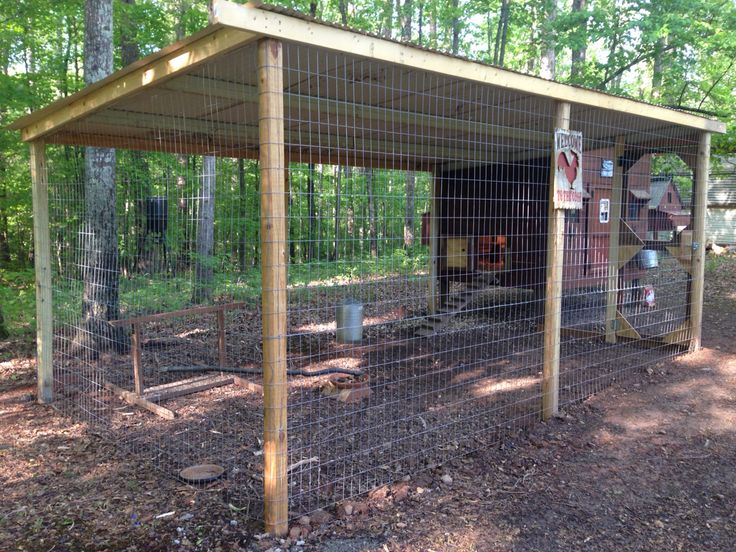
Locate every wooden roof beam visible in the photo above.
<box><xmin>11</xmin><ymin>26</ymin><xmax>257</xmax><ymax>142</ymax></box>
<box><xmin>211</xmin><ymin>0</ymin><xmax>726</xmax><ymax>135</ymax></box>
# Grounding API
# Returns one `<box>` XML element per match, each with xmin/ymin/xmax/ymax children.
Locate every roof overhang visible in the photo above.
<box><xmin>8</xmin><ymin>1</ymin><xmax>727</xmax><ymax>170</ymax></box>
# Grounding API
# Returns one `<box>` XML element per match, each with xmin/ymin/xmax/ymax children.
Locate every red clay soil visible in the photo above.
<box><xmin>2</xmin><ymin>258</ymin><xmax>736</xmax><ymax>551</ymax></box>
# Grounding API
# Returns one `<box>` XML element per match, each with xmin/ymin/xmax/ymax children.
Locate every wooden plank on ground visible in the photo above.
<box><xmin>144</xmin><ymin>375</ymin><xmax>234</xmax><ymax>402</ymax></box>
<box><xmin>104</xmin><ymin>382</ymin><xmax>177</xmax><ymax>420</ymax></box>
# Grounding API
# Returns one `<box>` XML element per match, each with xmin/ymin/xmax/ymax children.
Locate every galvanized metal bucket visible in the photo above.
<box><xmin>336</xmin><ymin>298</ymin><xmax>364</xmax><ymax>343</ymax></box>
<box><xmin>638</xmin><ymin>249</ymin><xmax>659</xmax><ymax>269</ymax></box>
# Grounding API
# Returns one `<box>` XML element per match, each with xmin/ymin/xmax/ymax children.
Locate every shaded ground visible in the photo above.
<box><xmin>2</xmin><ymin>256</ymin><xmax>736</xmax><ymax>550</ymax></box>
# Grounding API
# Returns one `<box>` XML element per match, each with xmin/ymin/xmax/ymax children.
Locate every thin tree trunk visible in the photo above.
<box><xmin>81</xmin><ymin>0</ymin><xmax>125</xmax><ymax>353</ymax></box>
<box><xmin>366</xmin><ymin>169</ymin><xmax>377</xmax><ymax>257</ymax></box>
<box><xmin>404</xmin><ymin>171</ymin><xmax>415</xmax><ymax>248</ymax></box>
<box><xmin>652</xmin><ymin>36</ymin><xmax>667</xmax><ymax>99</ymax></box>
<box><xmin>539</xmin><ymin>0</ymin><xmax>557</xmax><ymax>80</ymax></box>
<box><xmin>494</xmin><ymin>0</ymin><xmax>510</xmax><ymax>66</ymax></box>
<box><xmin>192</xmin><ymin>155</ymin><xmax>216</xmax><ymax>303</ymax></box>
<box><xmin>401</xmin><ymin>0</ymin><xmax>413</xmax><ymax>41</ymax></box>
<box><xmin>307</xmin><ymin>163</ymin><xmax>316</xmax><ymax>262</ymax></box>
<box><xmin>238</xmin><ymin>158</ymin><xmax>247</xmax><ymax>271</ymax></box>
<box><xmin>450</xmin><ymin>0</ymin><xmax>460</xmax><ymax>54</ymax></box>
<box><xmin>332</xmin><ymin>166</ymin><xmax>341</xmax><ymax>261</ymax></box>
<box><xmin>570</xmin><ymin>0</ymin><xmax>587</xmax><ymax>82</ymax></box>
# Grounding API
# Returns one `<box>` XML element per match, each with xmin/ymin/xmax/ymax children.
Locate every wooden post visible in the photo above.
<box><xmin>689</xmin><ymin>132</ymin><xmax>710</xmax><ymax>351</ymax></box>
<box><xmin>542</xmin><ymin>101</ymin><xmax>570</xmax><ymax>420</ymax></box>
<box><xmin>605</xmin><ymin>136</ymin><xmax>626</xmax><ymax>344</ymax></box>
<box><xmin>258</xmin><ymin>37</ymin><xmax>289</xmax><ymax>537</ymax></box>
<box><xmin>131</xmin><ymin>323</ymin><xmax>144</xmax><ymax>396</ymax></box>
<box><xmin>428</xmin><ymin>175</ymin><xmax>440</xmax><ymax>314</ymax></box>
<box><xmin>30</xmin><ymin>142</ymin><xmax>53</xmax><ymax>404</ymax></box>
<box><xmin>217</xmin><ymin>309</ymin><xmax>227</xmax><ymax>368</ymax></box>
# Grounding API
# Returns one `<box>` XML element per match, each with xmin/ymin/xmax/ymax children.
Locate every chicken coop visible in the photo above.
<box><xmin>12</xmin><ymin>1</ymin><xmax>725</xmax><ymax>535</ymax></box>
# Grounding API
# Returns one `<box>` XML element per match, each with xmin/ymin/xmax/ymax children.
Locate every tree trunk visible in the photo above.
<box><xmin>382</xmin><ymin>0</ymin><xmax>394</xmax><ymax>38</ymax></box>
<box><xmin>570</xmin><ymin>0</ymin><xmax>587</xmax><ymax>82</ymax></box>
<box><xmin>337</xmin><ymin>0</ymin><xmax>348</xmax><ymax>24</ymax></box>
<box><xmin>238</xmin><ymin>158</ymin><xmax>248</xmax><ymax>271</ymax></box>
<box><xmin>450</xmin><ymin>0</ymin><xmax>460</xmax><ymax>54</ymax></box>
<box><xmin>307</xmin><ymin>163</ymin><xmax>316</xmax><ymax>262</ymax></box>
<box><xmin>400</xmin><ymin>0</ymin><xmax>413</xmax><ymax>41</ymax></box>
<box><xmin>539</xmin><ymin>0</ymin><xmax>557</xmax><ymax>80</ymax></box>
<box><xmin>494</xmin><ymin>0</ymin><xmax>510</xmax><ymax>66</ymax></box>
<box><xmin>366</xmin><ymin>169</ymin><xmax>377</xmax><ymax>257</ymax></box>
<box><xmin>192</xmin><ymin>156</ymin><xmax>216</xmax><ymax>303</ymax></box>
<box><xmin>404</xmin><ymin>171</ymin><xmax>415</xmax><ymax>248</ymax></box>
<box><xmin>332</xmin><ymin>166</ymin><xmax>341</xmax><ymax>261</ymax></box>
<box><xmin>652</xmin><ymin>36</ymin><xmax>667</xmax><ymax>99</ymax></box>
<box><xmin>81</xmin><ymin>0</ymin><xmax>125</xmax><ymax>353</ymax></box>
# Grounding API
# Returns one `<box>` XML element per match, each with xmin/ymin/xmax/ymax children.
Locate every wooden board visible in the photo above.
<box><xmin>144</xmin><ymin>375</ymin><xmax>235</xmax><ymax>402</ymax></box>
<box><xmin>30</xmin><ymin>142</ymin><xmax>53</xmax><ymax>404</ymax></box>
<box><xmin>104</xmin><ymin>382</ymin><xmax>176</xmax><ymax>420</ymax></box>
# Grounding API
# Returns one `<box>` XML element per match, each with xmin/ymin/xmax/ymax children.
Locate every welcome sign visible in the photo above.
<box><xmin>554</xmin><ymin>129</ymin><xmax>584</xmax><ymax>209</ymax></box>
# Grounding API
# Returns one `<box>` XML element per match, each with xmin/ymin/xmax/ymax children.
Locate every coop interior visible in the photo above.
<box><xmin>30</xmin><ymin>25</ymin><xmax>706</xmax><ymax>522</ymax></box>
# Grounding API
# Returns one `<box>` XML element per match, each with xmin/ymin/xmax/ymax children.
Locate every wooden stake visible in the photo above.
<box><xmin>217</xmin><ymin>310</ymin><xmax>226</xmax><ymax>368</ymax></box>
<box><xmin>131</xmin><ymin>323</ymin><xmax>144</xmax><ymax>396</ymax></box>
<box><xmin>605</xmin><ymin>136</ymin><xmax>626</xmax><ymax>344</ymax></box>
<box><xmin>30</xmin><ymin>142</ymin><xmax>53</xmax><ymax>404</ymax></box>
<box><xmin>258</xmin><ymin>37</ymin><xmax>289</xmax><ymax>538</ymax></box>
<box><xmin>689</xmin><ymin>132</ymin><xmax>711</xmax><ymax>351</ymax></box>
<box><xmin>428</xmin><ymin>175</ymin><xmax>440</xmax><ymax>314</ymax></box>
<box><xmin>542</xmin><ymin>101</ymin><xmax>570</xmax><ymax>420</ymax></box>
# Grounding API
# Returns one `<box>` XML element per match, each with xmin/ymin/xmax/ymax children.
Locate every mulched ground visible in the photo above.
<box><xmin>2</xmin><ymin>256</ymin><xmax>736</xmax><ymax>551</ymax></box>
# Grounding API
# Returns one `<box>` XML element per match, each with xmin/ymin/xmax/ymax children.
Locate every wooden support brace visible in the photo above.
<box><xmin>30</xmin><ymin>142</ymin><xmax>54</xmax><ymax>404</ymax></box>
<box><xmin>542</xmin><ymin>101</ymin><xmax>570</xmax><ymax>421</ymax></box>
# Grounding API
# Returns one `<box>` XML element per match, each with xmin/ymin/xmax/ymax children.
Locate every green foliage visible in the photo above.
<box><xmin>0</xmin><ymin>269</ymin><xmax>35</xmax><ymax>339</ymax></box>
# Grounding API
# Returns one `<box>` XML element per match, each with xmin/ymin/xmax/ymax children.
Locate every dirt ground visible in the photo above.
<box><xmin>2</xmin><ymin>257</ymin><xmax>736</xmax><ymax>551</ymax></box>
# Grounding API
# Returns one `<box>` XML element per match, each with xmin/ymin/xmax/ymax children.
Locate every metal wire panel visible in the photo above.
<box><xmin>43</xmin><ymin>38</ymin><xmax>700</xmax><ymax>523</ymax></box>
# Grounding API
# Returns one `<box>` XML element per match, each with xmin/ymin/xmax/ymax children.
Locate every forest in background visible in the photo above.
<box><xmin>0</xmin><ymin>0</ymin><xmax>735</xmax><ymax>342</ymax></box>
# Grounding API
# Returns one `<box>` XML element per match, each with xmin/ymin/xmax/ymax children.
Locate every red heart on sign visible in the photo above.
<box><xmin>558</xmin><ymin>150</ymin><xmax>579</xmax><ymax>186</ymax></box>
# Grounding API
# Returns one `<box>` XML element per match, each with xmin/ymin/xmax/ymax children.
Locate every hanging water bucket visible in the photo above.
<box><xmin>638</xmin><ymin>249</ymin><xmax>659</xmax><ymax>269</ymax></box>
<box><xmin>336</xmin><ymin>298</ymin><xmax>364</xmax><ymax>344</ymax></box>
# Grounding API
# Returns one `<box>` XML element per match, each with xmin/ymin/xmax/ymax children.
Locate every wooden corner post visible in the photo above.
<box><xmin>542</xmin><ymin>101</ymin><xmax>570</xmax><ymax>420</ymax></box>
<box><xmin>30</xmin><ymin>141</ymin><xmax>53</xmax><ymax>404</ymax></box>
<box><xmin>428</xmin><ymin>175</ymin><xmax>440</xmax><ymax>314</ymax></box>
<box><xmin>689</xmin><ymin>131</ymin><xmax>711</xmax><ymax>351</ymax></box>
<box><xmin>605</xmin><ymin>136</ymin><xmax>626</xmax><ymax>344</ymax></box>
<box><xmin>258</xmin><ymin>37</ymin><xmax>289</xmax><ymax>537</ymax></box>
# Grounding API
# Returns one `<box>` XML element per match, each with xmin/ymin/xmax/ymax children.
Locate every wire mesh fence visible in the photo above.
<box><xmin>39</xmin><ymin>35</ymin><xmax>703</xmax><ymax>526</ymax></box>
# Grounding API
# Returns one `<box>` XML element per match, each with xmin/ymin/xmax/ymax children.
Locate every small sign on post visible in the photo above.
<box><xmin>554</xmin><ymin>128</ymin><xmax>584</xmax><ymax>210</ymax></box>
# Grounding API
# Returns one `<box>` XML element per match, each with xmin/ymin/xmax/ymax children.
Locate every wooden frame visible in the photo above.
<box><xmin>605</xmin><ymin>136</ymin><xmax>627</xmax><ymax>344</ymax></box>
<box><xmin>109</xmin><ymin>301</ymin><xmax>246</xmax><ymax>397</ymax></box>
<box><xmin>30</xmin><ymin>141</ymin><xmax>53</xmax><ymax>404</ymax></box>
<box><xmin>258</xmin><ymin>37</ymin><xmax>289</xmax><ymax>538</ymax></box>
<box><xmin>541</xmin><ymin>101</ymin><xmax>570</xmax><ymax>420</ymax></box>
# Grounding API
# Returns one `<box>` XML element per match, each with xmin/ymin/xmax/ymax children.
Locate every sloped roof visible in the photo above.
<box><xmin>649</xmin><ymin>177</ymin><xmax>672</xmax><ymax>209</ymax></box>
<box><xmin>708</xmin><ymin>178</ymin><xmax>736</xmax><ymax>207</ymax></box>
<box><xmin>7</xmin><ymin>0</ymin><xmax>725</xmax><ymax>171</ymax></box>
